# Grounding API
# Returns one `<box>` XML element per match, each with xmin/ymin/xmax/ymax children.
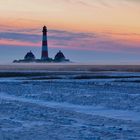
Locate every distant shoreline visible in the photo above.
<box><xmin>0</xmin><ymin>63</ymin><xmax>140</xmax><ymax>72</ymax></box>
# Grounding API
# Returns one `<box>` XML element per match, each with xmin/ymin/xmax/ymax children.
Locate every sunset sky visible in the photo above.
<box><xmin>0</xmin><ymin>0</ymin><xmax>140</xmax><ymax>63</ymax></box>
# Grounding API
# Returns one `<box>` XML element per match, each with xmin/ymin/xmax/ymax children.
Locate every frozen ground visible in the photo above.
<box><xmin>0</xmin><ymin>68</ymin><xmax>140</xmax><ymax>139</ymax></box>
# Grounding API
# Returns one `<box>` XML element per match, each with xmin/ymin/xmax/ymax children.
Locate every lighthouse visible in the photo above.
<box><xmin>41</xmin><ymin>26</ymin><xmax>49</xmax><ymax>60</ymax></box>
<box><xmin>13</xmin><ymin>26</ymin><xmax>70</xmax><ymax>63</ymax></box>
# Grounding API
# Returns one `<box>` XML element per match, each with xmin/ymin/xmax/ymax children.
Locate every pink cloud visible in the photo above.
<box><xmin>0</xmin><ymin>39</ymin><xmax>40</xmax><ymax>47</ymax></box>
<box><xmin>0</xmin><ymin>25</ymin><xmax>140</xmax><ymax>54</ymax></box>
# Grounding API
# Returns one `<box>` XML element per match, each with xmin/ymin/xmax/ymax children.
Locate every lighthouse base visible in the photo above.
<box><xmin>13</xmin><ymin>58</ymin><xmax>70</xmax><ymax>63</ymax></box>
<box><xmin>13</xmin><ymin>51</ymin><xmax>70</xmax><ymax>63</ymax></box>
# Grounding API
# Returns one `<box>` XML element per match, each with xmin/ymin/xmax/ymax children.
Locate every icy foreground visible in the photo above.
<box><xmin>0</xmin><ymin>69</ymin><xmax>140</xmax><ymax>139</ymax></box>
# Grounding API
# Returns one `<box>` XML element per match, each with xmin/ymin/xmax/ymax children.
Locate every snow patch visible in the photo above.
<box><xmin>0</xmin><ymin>93</ymin><xmax>140</xmax><ymax>122</ymax></box>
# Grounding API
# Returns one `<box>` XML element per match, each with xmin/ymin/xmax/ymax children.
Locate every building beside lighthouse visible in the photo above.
<box><xmin>54</xmin><ymin>50</ymin><xmax>69</xmax><ymax>62</ymax></box>
<box><xmin>13</xmin><ymin>26</ymin><xmax>70</xmax><ymax>63</ymax></box>
<box><xmin>24</xmin><ymin>51</ymin><xmax>35</xmax><ymax>61</ymax></box>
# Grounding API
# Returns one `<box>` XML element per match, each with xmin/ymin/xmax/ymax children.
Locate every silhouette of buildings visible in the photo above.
<box><xmin>54</xmin><ymin>50</ymin><xmax>69</xmax><ymax>62</ymax></box>
<box><xmin>13</xmin><ymin>26</ymin><xmax>70</xmax><ymax>63</ymax></box>
<box><xmin>24</xmin><ymin>51</ymin><xmax>35</xmax><ymax>61</ymax></box>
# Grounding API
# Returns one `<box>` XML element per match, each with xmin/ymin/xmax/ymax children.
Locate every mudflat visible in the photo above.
<box><xmin>1</xmin><ymin>63</ymin><xmax>140</xmax><ymax>140</ymax></box>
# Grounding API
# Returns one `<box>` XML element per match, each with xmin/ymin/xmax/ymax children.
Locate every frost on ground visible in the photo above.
<box><xmin>0</xmin><ymin>71</ymin><xmax>140</xmax><ymax>140</ymax></box>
